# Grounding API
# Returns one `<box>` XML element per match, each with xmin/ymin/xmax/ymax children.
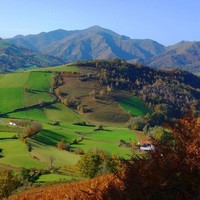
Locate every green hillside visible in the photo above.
<box><xmin>120</xmin><ymin>97</ymin><xmax>151</xmax><ymax>116</ymax></box>
<box><xmin>0</xmin><ymin>71</ymin><xmax>54</xmax><ymax>114</ymax></box>
<box><xmin>0</xmin><ymin>39</ymin><xmax>64</xmax><ymax>72</ymax></box>
<box><xmin>0</xmin><ymin>73</ymin><xmax>28</xmax><ymax>113</ymax></box>
<box><xmin>0</xmin><ymin>63</ymin><xmax>144</xmax><ymax>172</ymax></box>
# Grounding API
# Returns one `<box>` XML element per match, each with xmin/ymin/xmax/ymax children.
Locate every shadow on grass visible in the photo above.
<box><xmin>33</xmin><ymin>129</ymin><xmax>70</xmax><ymax>146</ymax></box>
<box><xmin>45</xmin><ymin>104</ymin><xmax>61</xmax><ymax>110</ymax></box>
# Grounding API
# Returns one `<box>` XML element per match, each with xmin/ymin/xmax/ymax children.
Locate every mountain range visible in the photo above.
<box><xmin>147</xmin><ymin>41</ymin><xmax>200</xmax><ymax>74</ymax></box>
<box><xmin>1</xmin><ymin>26</ymin><xmax>200</xmax><ymax>74</ymax></box>
<box><xmin>8</xmin><ymin>26</ymin><xmax>165</xmax><ymax>62</ymax></box>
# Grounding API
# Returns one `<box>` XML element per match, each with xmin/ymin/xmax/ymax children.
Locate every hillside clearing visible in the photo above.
<box><xmin>120</xmin><ymin>97</ymin><xmax>151</xmax><ymax>116</ymax></box>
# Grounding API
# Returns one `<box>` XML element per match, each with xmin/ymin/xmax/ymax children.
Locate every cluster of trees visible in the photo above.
<box><xmin>57</xmin><ymin>137</ymin><xmax>84</xmax><ymax>153</ymax></box>
<box><xmin>60</xmin><ymin>95</ymin><xmax>78</xmax><ymax>109</ymax></box>
<box><xmin>0</xmin><ymin>168</ymin><xmax>49</xmax><ymax>198</ymax></box>
<box><xmin>77</xmin><ymin>150</ymin><xmax>121</xmax><ymax>178</ymax></box>
<box><xmin>50</xmin><ymin>72</ymin><xmax>63</xmax><ymax>89</ymax></box>
<box><xmin>76</xmin><ymin>59</ymin><xmax>200</xmax><ymax>118</ymax></box>
<box><xmin>0</xmin><ymin>169</ymin><xmax>19</xmax><ymax>199</ymax></box>
<box><xmin>128</xmin><ymin>110</ymin><xmax>165</xmax><ymax>128</ymax></box>
<box><xmin>57</xmin><ymin>139</ymin><xmax>70</xmax><ymax>151</ymax></box>
<box><xmin>23</xmin><ymin>122</ymin><xmax>42</xmax><ymax>138</ymax></box>
<box><xmin>139</xmin><ymin>79</ymin><xmax>199</xmax><ymax>118</ymax></box>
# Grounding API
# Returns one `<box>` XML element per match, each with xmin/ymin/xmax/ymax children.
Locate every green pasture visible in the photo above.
<box><xmin>0</xmin><ymin>72</ymin><xmax>29</xmax><ymax>113</ymax></box>
<box><xmin>0</xmin><ymin>88</ymin><xmax>24</xmax><ymax>113</ymax></box>
<box><xmin>0</xmin><ymin>72</ymin><xmax>29</xmax><ymax>88</ymax></box>
<box><xmin>36</xmin><ymin>173</ymin><xmax>80</xmax><ymax>183</ymax></box>
<box><xmin>23</xmin><ymin>91</ymin><xmax>54</xmax><ymax>107</ymax></box>
<box><xmin>120</xmin><ymin>97</ymin><xmax>151</xmax><ymax>116</ymax></box>
<box><xmin>7</xmin><ymin>108</ymin><xmax>50</xmax><ymax>123</ymax></box>
<box><xmin>33</xmin><ymin>124</ymin><xmax>136</xmax><ymax>159</ymax></box>
<box><xmin>72</xmin><ymin>127</ymin><xmax>137</xmax><ymax>158</ymax></box>
<box><xmin>23</xmin><ymin>71</ymin><xmax>54</xmax><ymax>106</ymax></box>
<box><xmin>32</xmin><ymin>126</ymin><xmax>79</xmax><ymax>146</ymax></box>
<box><xmin>60</xmin><ymin>123</ymin><xmax>95</xmax><ymax>133</ymax></box>
<box><xmin>25</xmin><ymin>71</ymin><xmax>52</xmax><ymax>91</ymax></box>
<box><xmin>0</xmin><ymin>71</ymin><xmax>54</xmax><ymax>113</ymax></box>
<box><xmin>0</xmin><ymin>124</ymin><xmax>23</xmax><ymax>133</ymax></box>
<box><xmin>43</xmin><ymin>103</ymin><xmax>83</xmax><ymax>123</ymax></box>
<box><xmin>29</xmin><ymin>138</ymin><xmax>80</xmax><ymax>167</ymax></box>
<box><xmin>82</xmin><ymin>127</ymin><xmax>138</xmax><ymax>143</ymax></box>
<box><xmin>0</xmin><ymin>123</ymin><xmax>136</xmax><ymax>169</ymax></box>
<box><xmin>7</xmin><ymin>103</ymin><xmax>83</xmax><ymax>124</ymax></box>
<box><xmin>73</xmin><ymin>139</ymin><xmax>132</xmax><ymax>158</ymax></box>
<box><xmin>30</xmin><ymin>65</ymin><xmax>79</xmax><ymax>72</ymax></box>
<box><xmin>0</xmin><ymin>140</ymin><xmax>44</xmax><ymax>168</ymax></box>
<box><xmin>0</xmin><ymin>132</ymin><xmax>16</xmax><ymax>139</ymax></box>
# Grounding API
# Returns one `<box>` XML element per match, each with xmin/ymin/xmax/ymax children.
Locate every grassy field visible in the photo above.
<box><xmin>0</xmin><ymin>140</ymin><xmax>44</xmax><ymax>168</ymax></box>
<box><xmin>73</xmin><ymin>127</ymin><xmax>137</xmax><ymax>158</ymax></box>
<box><xmin>29</xmin><ymin>138</ymin><xmax>80</xmax><ymax>167</ymax></box>
<box><xmin>7</xmin><ymin>108</ymin><xmax>50</xmax><ymax>123</ymax></box>
<box><xmin>36</xmin><ymin>173</ymin><xmax>80</xmax><ymax>183</ymax></box>
<box><xmin>0</xmin><ymin>72</ymin><xmax>28</xmax><ymax>113</ymax></box>
<box><xmin>7</xmin><ymin>103</ymin><xmax>83</xmax><ymax>124</ymax></box>
<box><xmin>0</xmin><ymin>71</ymin><xmax>54</xmax><ymax>114</ymax></box>
<box><xmin>23</xmin><ymin>71</ymin><xmax>54</xmax><ymax>107</ymax></box>
<box><xmin>0</xmin><ymin>72</ymin><xmax>29</xmax><ymax>88</ymax></box>
<box><xmin>24</xmin><ymin>71</ymin><xmax>52</xmax><ymax>91</ymax></box>
<box><xmin>43</xmin><ymin>103</ymin><xmax>83</xmax><ymax>123</ymax></box>
<box><xmin>0</xmin><ymin>132</ymin><xmax>16</xmax><ymax>138</ymax></box>
<box><xmin>120</xmin><ymin>97</ymin><xmax>151</xmax><ymax>116</ymax></box>
<box><xmin>30</xmin><ymin>64</ymin><xmax>78</xmax><ymax>72</ymax></box>
<box><xmin>0</xmin><ymin>110</ymin><xmax>137</xmax><ymax>169</ymax></box>
<box><xmin>32</xmin><ymin>124</ymin><xmax>137</xmax><ymax>159</ymax></box>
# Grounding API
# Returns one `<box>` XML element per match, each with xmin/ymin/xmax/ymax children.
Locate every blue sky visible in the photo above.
<box><xmin>1</xmin><ymin>0</ymin><xmax>200</xmax><ymax>45</ymax></box>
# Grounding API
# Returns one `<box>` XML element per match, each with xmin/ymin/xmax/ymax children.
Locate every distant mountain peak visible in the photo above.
<box><xmin>86</xmin><ymin>25</ymin><xmax>103</xmax><ymax>30</ymax></box>
<box><xmin>83</xmin><ymin>25</ymin><xmax>118</xmax><ymax>35</ymax></box>
<box><xmin>4</xmin><ymin>26</ymin><xmax>200</xmax><ymax>74</ymax></box>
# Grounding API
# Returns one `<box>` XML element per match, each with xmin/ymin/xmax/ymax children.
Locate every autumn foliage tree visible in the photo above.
<box><xmin>106</xmin><ymin>114</ymin><xmax>200</xmax><ymax>200</ymax></box>
<box><xmin>0</xmin><ymin>169</ymin><xmax>19</xmax><ymax>199</ymax></box>
<box><xmin>23</xmin><ymin>122</ymin><xmax>42</xmax><ymax>138</ymax></box>
<box><xmin>167</xmin><ymin>114</ymin><xmax>200</xmax><ymax>170</ymax></box>
<box><xmin>57</xmin><ymin>139</ymin><xmax>70</xmax><ymax>151</ymax></box>
<box><xmin>77</xmin><ymin>151</ymin><xmax>121</xmax><ymax>178</ymax></box>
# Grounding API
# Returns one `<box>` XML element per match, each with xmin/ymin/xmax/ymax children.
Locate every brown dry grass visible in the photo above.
<box><xmin>9</xmin><ymin>174</ymin><xmax>123</xmax><ymax>200</ymax></box>
<box><xmin>59</xmin><ymin>70</ymin><xmax>132</xmax><ymax>126</ymax></box>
